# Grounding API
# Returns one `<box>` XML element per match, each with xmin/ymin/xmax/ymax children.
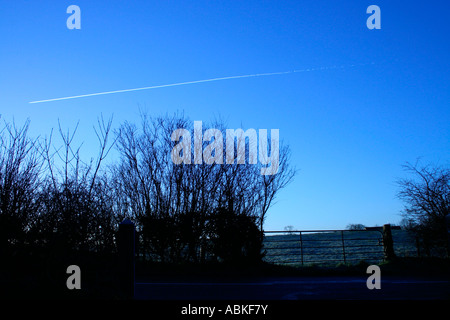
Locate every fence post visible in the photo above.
<box><xmin>299</xmin><ymin>232</ymin><xmax>304</xmax><ymax>266</ymax></box>
<box><xmin>415</xmin><ymin>236</ymin><xmax>421</xmax><ymax>257</ymax></box>
<box><xmin>382</xmin><ymin>224</ymin><xmax>396</xmax><ymax>261</ymax></box>
<box><xmin>341</xmin><ymin>230</ymin><xmax>346</xmax><ymax>264</ymax></box>
<box><xmin>446</xmin><ymin>215</ymin><xmax>450</xmax><ymax>257</ymax></box>
<box><xmin>118</xmin><ymin>219</ymin><xmax>135</xmax><ymax>299</ymax></box>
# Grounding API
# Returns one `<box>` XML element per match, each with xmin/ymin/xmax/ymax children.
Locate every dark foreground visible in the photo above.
<box><xmin>135</xmin><ymin>275</ymin><xmax>450</xmax><ymax>300</ymax></box>
<box><xmin>2</xmin><ymin>257</ymin><xmax>450</xmax><ymax>301</ymax></box>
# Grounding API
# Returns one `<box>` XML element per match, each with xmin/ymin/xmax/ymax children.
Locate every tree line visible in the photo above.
<box><xmin>0</xmin><ymin>113</ymin><xmax>296</xmax><ymax>265</ymax></box>
<box><xmin>2</xmin><ymin>113</ymin><xmax>447</xmax><ymax>265</ymax></box>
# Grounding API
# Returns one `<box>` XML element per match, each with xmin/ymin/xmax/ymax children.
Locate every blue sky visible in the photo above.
<box><xmin>1</xmin><ymin>0</ymin><xmax>449</xmax><ymax>230</ymax></box>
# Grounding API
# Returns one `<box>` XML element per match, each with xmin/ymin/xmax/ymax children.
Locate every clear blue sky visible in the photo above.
<box><xmin>1</xmin><ymin>0</ymin><xmax>449</xmax><ymax>230</ymax></box>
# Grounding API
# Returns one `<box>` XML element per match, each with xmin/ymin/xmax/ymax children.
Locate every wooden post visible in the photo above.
<box><xmin>118</xmin><ymin>219</ymin><xmax>135</xmax><ymax>299</ymax></box>
<box><xmin>415</xmin><ymin>236</ymin><xmax>421</xmax><ymax>257</ymax></box>
<box><xmin>382</xmin><ymin>224</ymin><xmax>396</xmax><ymax>261</ymax></box>
<box><xmin>446</xmin><ymin>215</ymin><xmax>450</xmax><ymax>257</ymax></box>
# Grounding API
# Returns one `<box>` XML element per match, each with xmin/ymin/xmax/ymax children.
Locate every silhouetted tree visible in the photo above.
<box><xmin>32</xmin><ymin>116</ymin><xmax>117</xmax><ymax>254</ymax></box>
<box><xmin>0</xmin><ymin>119</ymin><xmax>42</xmax><ymax>252</ymax></box>
<box><xmin>113</xmin><ymin>113</ymin><xmax>296</xmax><ymax>263</ymax></box>
<box><xmin>284</xmin><ymin>225</ymin><xmax>295</xmax><ymax>233</ymax></box>
<box><xmin>346</xmin><ymin>224</ymin><xmax>366</xmax><ymax>230</ymax></box>
<box><xmin>397</xmin><ymin>161</ymin><xmax>450</xmax><ymax>256</ymax></box>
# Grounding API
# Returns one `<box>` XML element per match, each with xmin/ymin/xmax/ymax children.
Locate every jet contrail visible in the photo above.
<box><xmin>29</xmin><ymin>63</ymin><xmax>372</xmax><ymax>104</ymax></box>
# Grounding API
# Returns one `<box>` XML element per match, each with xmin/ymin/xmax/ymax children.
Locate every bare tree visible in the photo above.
<box><xmin>397</xmin><ymin>161</ymin><xmax>450</xmax><ymax>256</ymax></box>
<box><xmin>346</xmin><ymin>224</ymin><xmax>366</xmax><ymax>230</ymax></box>
<box><xmin>34</xmin><ymin>115</ymin><xmax>117</xmax><ymax>253</ymax></box>
<box><xmin>0</xmin><ymin>119</ymin><xmax>43</xmax><ymax>250</ymax></box>
<box><xmin>113</xmin><ymin>113</ymin><xmax>296</xmax><ymax>263</ymax></box>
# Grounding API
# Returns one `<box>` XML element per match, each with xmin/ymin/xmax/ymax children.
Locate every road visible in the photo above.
<box><xmin>135</xmin><ymin>276</ymin><xmax>450</xmax><ymax>300</ymax></box>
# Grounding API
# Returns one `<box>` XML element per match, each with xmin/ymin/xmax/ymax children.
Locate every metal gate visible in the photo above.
<box><xmin>263</xmin><ymin>229</ymin><xmax>385</xmax><ymax>266</ymax></box>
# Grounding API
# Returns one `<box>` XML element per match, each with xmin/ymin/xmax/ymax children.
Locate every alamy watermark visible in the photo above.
<box><xmin>67</xmin><ymin>5</ymin><xmax>81</xmax><ymax>30</ymax></box>
<box><xmin>170</xmin><ymin>121</ymin><xmax>280</xmax><ymax>175</ymax></box>
<box><xmin>66</xmin><ymin>265</ymin><xmax>81</xmax><ymax>290</ymax></box>
<box><xmin>366</xmin><ymin>5</ymin><xmax>381</xmax><ymax>30</ymax></box>
<box><xmin>366</xmin><ymin>265</ymin><xmax>381</xmax><ymax>289</ymax></box>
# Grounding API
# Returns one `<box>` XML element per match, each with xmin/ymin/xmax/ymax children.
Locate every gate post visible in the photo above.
<box><xmin>118</xmin><ymin>219</ymin><xmax>135</xmax><ymax>299</ymax></box>
<box><xmin>446</xmin><ymin>215</ymin><xmax>450</xmax><ymax>257</ymax></box>
<box><xmin>382</xmin><ymin>224</ymin><xmax>396</xmax><ymax>261</ymax></box>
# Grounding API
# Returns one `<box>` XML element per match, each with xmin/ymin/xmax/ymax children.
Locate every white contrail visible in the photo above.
<box><xmin>29</xmin><ymin>63</ymin><xmax>372</xmax><ymax>104</ymax></box>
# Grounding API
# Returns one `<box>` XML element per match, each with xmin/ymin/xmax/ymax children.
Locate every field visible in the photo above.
<box><xmin>262</xmin><ymin>229</ymin><xmax>418</xmax><ymax>267</ymax></box>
